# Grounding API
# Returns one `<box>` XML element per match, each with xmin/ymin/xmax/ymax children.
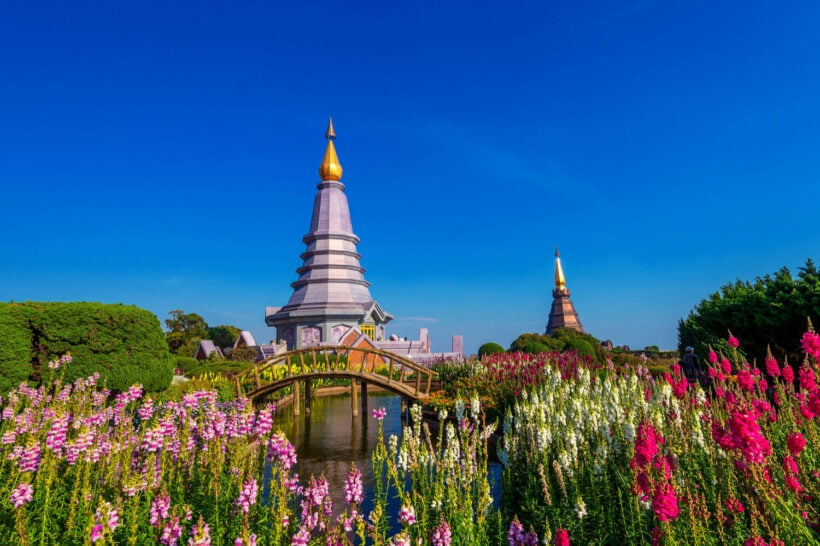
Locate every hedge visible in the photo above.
<box><xmin>0</xmin><ymin>302</ymin><xmax>173</xmax><ymax>394</ymax></box>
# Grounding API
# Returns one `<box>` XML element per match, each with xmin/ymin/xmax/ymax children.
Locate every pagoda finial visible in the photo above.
<box><xmin>319</xmin><ymin>117</ymin><xmax>343</xmax><ymax>181</ymax></box>
<box><xmin>554</xmin><ymin>247</ymin><xmax>566</xmax><ymax>288</ymax></box>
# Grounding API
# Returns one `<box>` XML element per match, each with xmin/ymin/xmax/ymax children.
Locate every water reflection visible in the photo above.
<box><xmin>271</xmin><ymin>392</ymin><xmax>502</xmax><ymax>526</ymax></box>
<box><xmin>272</xmin><ymin>393</ymin><xmax>403</xmax><ymax>518</ymax></box>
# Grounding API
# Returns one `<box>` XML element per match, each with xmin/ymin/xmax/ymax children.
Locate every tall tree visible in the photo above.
<box><xmin>208</xmin><ymin>325</ymin><xmax>241</xmax><ymax>349</ymax></box>
<box><xmin>678</xmin><ymin>258</ymin><xmax>820</xmax><ymax>365</ymax></box>
<box><xmin>165</xmin><ymin>310</ymin><xmax>209</xmax><ymax>355</ymax></box>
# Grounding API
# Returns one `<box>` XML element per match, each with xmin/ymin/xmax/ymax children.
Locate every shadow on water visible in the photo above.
<box><xmin>270</xmin><ymin>392</ymin><xmax>502</xmax><ymax>531</ymax></box>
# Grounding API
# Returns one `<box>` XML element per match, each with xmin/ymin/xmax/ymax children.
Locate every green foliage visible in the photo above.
<box><xmin>517</xmin><ymin>341</ymin><xmax>551</xmax><ymax>354</ymax></box>
<box><xmin>0</xmin><ymin>304</ymin><xmax>34</xmax><ymax>394</ymax></box>
<box><xmin>430</xmin><ymin>361</ymin><xmax>485</xmax><ymax>391</ymax></box>
<box><xmin>230</xmin><ymin>346</ymin><xmax>259</xmax><ymax>362</ymax></box>
<box><xmin>156</xmin><ymin>375</ymin><xmax>237</xmax><ymax>403</ymax></box>
<box><xmin>477</xmin><ymin>342</ymin><xmax>504</xmax><ymax>358</ymax></box>
<box><xmin>678</xmin><ymin>258</ymin><xmax>820</xmax><ymax>364</ymax></box>
<box><xmin>510</xmin><ymin>328</ymin><xmax>606</xmax><ymax>361</ymax></box>
<box><xmin>0</xmin><ymin>302</ymin><xmax>173</xmax><ymax>393</ymax></box>
<box><xmin>164</xmin><ymin>310</ymin><xmax>209</xmax><ymax>355</ymax></box>
<box><xmin>187</xmin><ymin>359</ymin><xmax>251</xmax><ymax>379</ymax></box>
<box><xmin>174</xmin><ymin>356</ymin><xmax>200</xmax><ymax>375</ymax></box>
<box><xmin>208</xmin><ymin>324</ymin><xmax>241</xmax><ymax>348</ymax></box>
<box><xmin>563</xmin><ymin>337</ymin><xmax>595</xmax><ymax>358</ymax></box>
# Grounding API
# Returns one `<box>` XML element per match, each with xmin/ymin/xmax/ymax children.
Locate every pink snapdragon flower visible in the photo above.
<box><xmin>554</xmin><ymin>528</ymin><xmax>570</xmax><ymax>546</ymax></box>
<box><xmin>728</xmin><ymin>335</ymin><xmax>740</xmax><ymax>349</ymax></box>
<box><xmin>765</xmin><ymin>356</ymin><xmax>781</xmax><ymax>378</ymax></box>
<box><xmin>787</xmin><ymin>432</ymin><xmax>806</xmax><ymax>456</ymax></box>
<box><xmin>372</xmin><ymin>407</ymin><xmax>387</xmax><ymax>420</ymax></box>
<box><xmin>399</xmin><ymin>504</ymin><xmax>416</xmax><ymax>526</ymax></box>
<box><xmin>189</xmin><ymin>517</ymin><xmax>211</xmax><ymax>545</ymax></box>
<box><xmin>782</xmin><ymin>364</ymin><xmax>795</xmax><ymax>383</ymax></box>
<box><xmin>234</xmin><ymin>479</ymin><xmax>258</xmax><ymax>515</ymax></box>
<box><xmin>802</xmin><ymin>331</ymin><xmax>820</xmax><ymax>361</ymax></box>
<box><xmin>344</xmin><ymin>465</ymin><xmax>363</xmax><ymax>504</ymax></box>
<box><xmin>431</xmin><ymin>520</ymin><xmax>452</xmax><ymax>546</ymax></box>
<box><xmin>652</xmin><ymin>482</ymin><xmax>679</xmax><ymax>522</ymax></box>
<box><xmin>10</xmin><ymin>483</ymin><xmax>34</xmax><ymax>508</ymax></box>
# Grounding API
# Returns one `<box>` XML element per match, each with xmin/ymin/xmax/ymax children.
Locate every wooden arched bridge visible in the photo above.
<box><xmin>234</xmin><ymin>345</ymin><xmax>438</xmax><ymax>415</ymax></box>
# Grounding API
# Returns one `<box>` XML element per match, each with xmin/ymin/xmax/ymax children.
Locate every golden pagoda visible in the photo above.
<box><xmin>546</xmin><ymin>248</ymin><xmax>584</xmax><ymax>333</ymax></box>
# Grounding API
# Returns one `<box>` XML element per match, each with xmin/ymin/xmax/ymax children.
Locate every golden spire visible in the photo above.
<box><xmin>554</xmin><ymin>247</ymin><xmax>566</xmax><ymax>289</ymax></box>
<box><xmin>318</xmin><ymin>117</ymin><xmax>343</xmax><ymax>181</ymax></box>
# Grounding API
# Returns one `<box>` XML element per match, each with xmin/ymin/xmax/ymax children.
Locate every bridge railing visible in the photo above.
<box><xmin>234</xmin><ymin>345</ymin><xmax>438</xmax><ymax>400</ymax></box>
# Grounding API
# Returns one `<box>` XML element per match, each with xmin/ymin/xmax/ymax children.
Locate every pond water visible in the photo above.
<box><xmin>270</xmin><ymin>392</ymin><xmax>502</xmax><ymax>523</ymax></box>
<box><xmin>271</xmin><ymin>392</ymin><xmax>403</xmax><ymax>519</ymax></box>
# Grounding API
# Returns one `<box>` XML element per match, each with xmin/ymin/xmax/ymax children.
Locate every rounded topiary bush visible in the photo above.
<box><xmin>517</xmin><ymin>341</ymin><xmax>551</xmax><ymax>354</ymax></box>
<box><xmin>563</xmin><ymin>338</ymin><xmax>595</xmax><ymax>359</ymax></box>
<box><xmin>0</xmin><ymin>302</ymin><xmax>174</xmax><ymax>393</ymax></box>
<box><xmin>477</xmin><ymin>342</ymin><xmax>505</xmax><ymax>358</ymax></box>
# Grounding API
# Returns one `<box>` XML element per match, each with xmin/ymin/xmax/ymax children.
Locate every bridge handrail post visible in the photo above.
<box><xmin>387</xmin><ymin>357</ymin><xmax>394</xmax><ymax>384</ymax></box>
<box><xmin>253</xmin><ymin>365</ymin><xmax>261</xmax><ymax>389</ymax></box>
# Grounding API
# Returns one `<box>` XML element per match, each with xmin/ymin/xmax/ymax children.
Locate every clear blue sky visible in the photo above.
<box><xmin>2</xmin><ymin>1</ymin><xmax>819</xmax><ymax>354</ymax></box>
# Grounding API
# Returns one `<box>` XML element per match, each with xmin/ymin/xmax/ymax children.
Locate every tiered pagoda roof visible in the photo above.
<box><xmin>545</xmin><ymin>248</ymin><xmax>584</xmax><ymax>333</ymax></box>
<box><xmin>266</xmin><ymin>119</ymin><xmax>393</xmax><ymax>329</ymax></box>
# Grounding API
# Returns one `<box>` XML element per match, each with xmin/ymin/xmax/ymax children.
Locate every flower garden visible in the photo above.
<box><xmin>2</xmin><ymin>328</ymin><xmax>820</xmax><ymax>545</ymax></box>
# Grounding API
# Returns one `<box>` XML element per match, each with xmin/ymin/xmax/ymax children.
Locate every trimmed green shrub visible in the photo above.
<box><xmin>174</xmin><ymin>356</ymin><xmax>200</xmax><ymax>375</ymax></box>
<box><xmin>186</xmin><ymin>360</ymin><xmax>251</xmax><ymax>379</ymax></box>
<box><xmin>517</xmin><ymin>341</ymin><xmax>551</xmax><ymax>354</ymax></box>
<box><xmin>563</xmin><ymin>338</ymin><xmax>595</xmax><ymax>358</ymax></box>
<box><xmin>0</xmin><ymin>304</ymin><xmax>35</xmax><ymax>394</ymax></box>
<box><xmin>0</xmin><ymin>302</ymin><xmax>173</xmax><ymax>393</ymax></box>
<box><xmin>477</xmin><ymin>342</ymin><xmax>504</xmax><ymax>358</ymax></box>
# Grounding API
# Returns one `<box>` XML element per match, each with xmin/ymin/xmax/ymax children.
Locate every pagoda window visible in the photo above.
<box><xmin>360</xmin><ymin>323</ymin><xmax>375</xmax><ymax>339</ymax></box>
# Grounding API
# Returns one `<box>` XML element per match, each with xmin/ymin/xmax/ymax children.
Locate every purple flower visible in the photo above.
<box><xmin>372</xmin><ymin>407</ymin><xmax>387</xmax><ymax>420</ymax></box>
<box><xmin>189</xmin><ymin>516</ymin><xmax>211</xmax><ymax>545</ymax></box>
<box><xmin>150</xmin><ymin>493</ymin><xmax>171</xmax><ymax>527</ymax></box>
<box><xmin>234</xmin><ymin>478</ymin><xmax>259</xmax><ymax>515</ymax></box>
<box><xmin>344</xmin><ymin>465</ymin><xmax>363</xmax><ymax>504</ymax></box>
<box><xmin>10</xmin><ymin>483</ymin><xmax>34</xmax><ymax>508</ymax></box>
<box><xmin>292</xmin><ymin>527</ymin><xmax>310</xmax><ymax>546</ymax></box>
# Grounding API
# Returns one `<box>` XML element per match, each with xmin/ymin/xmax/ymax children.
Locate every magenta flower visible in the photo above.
<box><xmin>765</xmin><ymin>356</ymin><xmax>781</xmax><ymax>377</ymax></box>
<box><xmin>728</xmin><ymin>335</ymin><xmax>740</xmax><ymax>349</ymax></box>
<box><xmin>372</xmin><ymin>407</ymin><xmax>387</xmax><ymax>420</ymax></box>
<box><xmin>554</xmin><ymin>528</ymin><xmax>570</xmax><ymax>546</ymax></box>
<box><xmin>90</xmin><ymin>524</ymin><xmax>104</xmax><ymax>543</ymax></box>
<box><xmin>799</xmin><ymin>365</ymin><xmax>818</xmax><ymax>394</ymax></box>
<box><xmin>782</xmin><ymin>364</ymin><xmax>795</xmax><ymax>383</ymax></box>
<box><xmin>787</xmin><ymin>432</ymin><xmax>807</xmax><ymax>456</ymax></box>
<box><xmin>652</xmin><ymin>482</ymin><xmax>679</xmax><ymax>522</ymax></box>
<box><xmin>9</xmin><ymin>483</ymin><xmax>34</xmax><ymax>508</ymax></box>
<box><xmin>725</xmin><ymin>497</ymin><xmax>745</xmax><ymax>513</ymax></box>
<box><xmin>801</xmin><ymin>331</ymin><xmax>820</xmax><ymax>361</ymax></box>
